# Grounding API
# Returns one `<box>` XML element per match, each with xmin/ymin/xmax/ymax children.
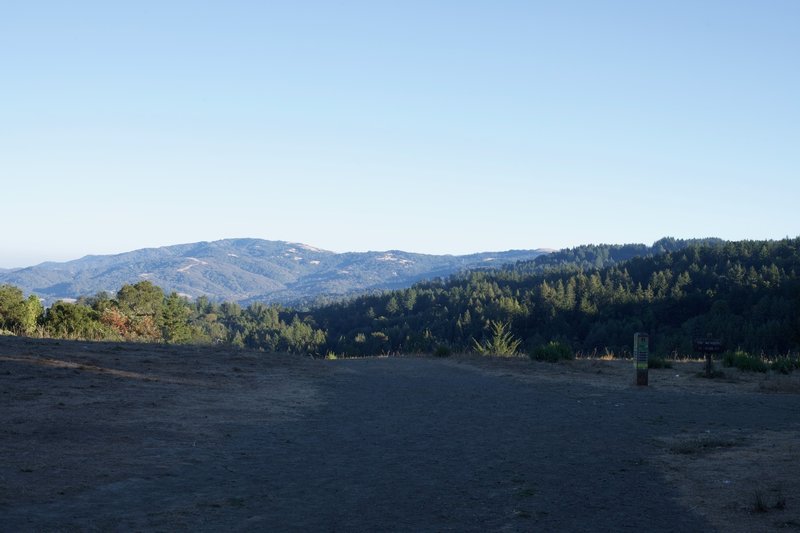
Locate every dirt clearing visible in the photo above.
<box><xmin>2</xmin><ymin>337</ymin><xmax>799</xmax><ymax>531</ymax></box>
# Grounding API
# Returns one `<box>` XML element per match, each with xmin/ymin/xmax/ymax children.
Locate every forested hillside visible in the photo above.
<box><xmin>1</xmin><ymin>238</ymin><xmax>798</xmax><ymax>359</ymax></box>
<box><xmin>507</xmin><ymin>237</ymin><xmax>723</xmax><ymax>274</ymax></box>
<box><xmin>310</xmin><ymin>238</ymin><xmax>799</xmax><ymax>356</ymax></box>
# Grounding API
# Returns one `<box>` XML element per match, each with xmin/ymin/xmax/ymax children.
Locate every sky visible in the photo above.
<box><xmin>2</xmin><ymin>1</ymin><xmax>798</xmax><ymax>268</ymax></box>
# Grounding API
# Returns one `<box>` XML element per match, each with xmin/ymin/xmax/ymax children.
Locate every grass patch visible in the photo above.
<box><xmin>669</xmin><ymin>435</ymin><xmax>739</xmax><ymax>455</ymax></box>
<box><xmin>648</xmin><ymin>355</ymin><xmax>673</xmax><ymax>369</ymax></box>
<box><xmin>723</xmin><ymin>350</ymin><xmax>768</xmax><ymax>373</ymax></box>
<box><xmin>434</xmin><ymin>345</ymin><xmax>452</xmax><ymax>358</ymax></box>
<box><xmin>753</xmin><ymin>490</ymin><xmax>769</xmax><ymax>513</ymax></box>
<box><xmin>759</xmin><ymin>375</ymin><xmax>800</xmax><ymax>393</ymax></box>
<box><xmin>774</xmin><ymin>489</ymin><xmax>787</xmax><ymax>510</ymax></box>
<box><xmin>515</xmin><ymin>487</ymin><xmax>537</xmax><ymax>498</ymax></box>
<box><xmin>771</xmin><ymin>357</ymin><xmax>800</xmax><ymax>375</ymax></box>
<box><xmin>749</xmin><ymin>487</ymin><xmax>787</xmax><ymax>514</ymax></box>
<box><xmin>227</xmin><ymin>497</ymin><xmax>246</xmax><ymax>508</ymax></box>
<box><xmin>697</xmin><ymin>369</ymin><xmax>726</xmax><ymax>379</ymax></box>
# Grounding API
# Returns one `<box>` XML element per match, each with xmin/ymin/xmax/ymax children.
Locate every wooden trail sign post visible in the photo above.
<box><xmin>693</xmin><ymin>338</ymin><xmax>723</xmax><ymax>377</ymax></box>
<box><xmin>634</xmin><ymin>332</ymin><xmax>649</xmax><ymax>386</ymax></box>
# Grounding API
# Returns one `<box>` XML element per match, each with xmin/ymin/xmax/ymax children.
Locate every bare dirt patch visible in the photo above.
<box><xmin>0</xmin><ymin>336</ymin><xmax>327</xmax><ymax>529</ymax></box>
<box><xmin>654</xmin><ymin>429</ymin><xmax>800</xmax><ymax>532</ymax></box>
<box><xmin>441</xmin><ymin>353</ymin><xmax>787</xmax><ymax>395</ymax></box>
<box><xmin>2</xmin><ymin>338</ymin><xmax>799</xmax><ymax>531</ymax></box>
<box><xmin>444</xmin><ymin>354</ymin><xmax>800</xmax><ymax>532</ymax></box>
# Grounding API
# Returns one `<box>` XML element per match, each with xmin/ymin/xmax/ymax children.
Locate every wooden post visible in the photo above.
<box><xmin>634</xmin><ymin>332</ymin><xmax>649</xmax><ymax>386</ymax></box>
<box><xmin>705</xmin><ymin>352</ymin><xmax>714</xmax><ymax>378</ymax></box>
<box><xmin>693</xmin><ymin>338</ymin><xmax>723</xmax><ymax>378</ymax></box>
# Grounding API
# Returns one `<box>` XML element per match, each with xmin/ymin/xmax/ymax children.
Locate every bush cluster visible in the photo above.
<box><xmin>648</xmin><ymin>355</ymin><xmax>673</xmax><ymax>369</ymax></box>
<box><xmin>770</xmin><ymin>356</ymin><xmax>800</xmax><ymax>374</ymax></box>
<box><xmin>434</xmin><ymin>345</ymin><xmax>452</xmax><ymax>357</ymax></box>
<box><xmin>529</xmin><ymin>341</ymin><xmax>573</xmax><ymax>362</ymax></box>
<box><xmin>722</xmin><ymin>350</ymin><xmax>769</xmax><ymax>373</ymax></box>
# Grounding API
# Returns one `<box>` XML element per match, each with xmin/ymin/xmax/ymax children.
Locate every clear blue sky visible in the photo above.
<box><xmin>2</xmin><ymin>1</ymin><xmax>798</xmax><ymax>268</ymax></box>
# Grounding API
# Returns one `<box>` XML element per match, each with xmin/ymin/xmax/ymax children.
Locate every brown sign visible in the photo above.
<box><xmin>693</xmin><ymin>339</ymin><xmax>723</xmax><ymax>354</ymax></box>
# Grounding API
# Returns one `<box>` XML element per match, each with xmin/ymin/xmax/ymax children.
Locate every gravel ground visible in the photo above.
<box><xmin>1</xmin><ymin>337</ymin><xmax>799</xmax><ymax>532</ymax></box>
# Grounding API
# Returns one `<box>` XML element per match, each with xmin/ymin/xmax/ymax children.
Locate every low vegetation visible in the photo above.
<box><xmin>529</xmin><ymin>341</ymin><xmax>573</xmax><ymax>362</ymax></box>
<box><xmin>434</xmin><ymin>345</ymin><xmax>452</xmax><ymax>357</ymax></box>
<box><xmin>752</xmin><ymin>488</ymin><xmax>786</xmax><ymax>514</ymax></box>
<box><xmin>771</xmin><ymin>356</ymin><xmax>800</xmax><ymax>374</ymax></box>
<box><xmin>472</xmin><ymin>321</ymin><xmax>522</xmax><ymax>357</ymax></box>
<box><xmin>668</xmin><ymin>435</ymin><xmax>739</xmax><ymax>455</ymax></box>
<box><xmin>722</xmin><ymin>351</ymin><xmax>769</xmax><ymax>373</ymax></box>
<box><xmin>647</xmin><ymin>355</ymin><xmax>673</xmax><ymax>369</ymax></box>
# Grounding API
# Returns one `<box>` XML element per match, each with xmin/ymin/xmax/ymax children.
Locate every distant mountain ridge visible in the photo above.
<box><xmin>0</xmin><ymin>239</ymin><xmax>551</xmax><ymax>305</ymax></box>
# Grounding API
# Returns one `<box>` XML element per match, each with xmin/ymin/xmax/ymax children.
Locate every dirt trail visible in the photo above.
<box><xmin>1</xmin><ymin>338</ymin><xmax>799</xmax><ymax>531</ymax></box>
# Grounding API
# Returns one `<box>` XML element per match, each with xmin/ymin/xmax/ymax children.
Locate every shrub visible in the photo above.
<box><xmin>697</xmin><ymin>369</ymin><xmax>726</xmax><ymax>379</ymax></box>
<box><xmin>774</xmin><ymin>489</ymin><xmax>787</xmax><ymax>510</ymax></box>
<box><xmin>648</xmin><ymin>355</ymin><xmax>673</xmax><ymax>369</ymax></box>
<box><xmin>472</xmin><ymin>321</ymin><xmax>522</xmax><ymax>357</ymax></box>
<box><xmin>722</xmin><ymin>350</ymin><xmax>768</xmax><ymax>373</ymax></box>
<box><xmin>753</xmin><ymin>490</ymin><xmax>769</xmax><ymax>513</ymax></box>
<box><xmin>434</xmin><ymin>345</ymin><xmax>452</xmax><ymax>357</ymax></box>
<box><xmin>669</xmin><ymin>435</ymin><xmax>738</xmax><ymax>455</ymax></box>
<box><xmin>771</xmin><ymin>357</ymin><xmax>800</xmax><ymax>375</ymax></box>
<box><xmin>530</xmin><ymin>341</ymin><xmax>573</xmax><ymax>363</ymax></box>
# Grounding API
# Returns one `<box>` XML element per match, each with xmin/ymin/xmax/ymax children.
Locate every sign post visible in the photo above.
<box><xmin>693</xmin><ymin>338</ymin><xmax>723</xmax><ymax>377</ymax></box>
<box><xmin>634</xmin><ymin>332</ymin><xmax>649</xmax><ymax>386</ymax></box>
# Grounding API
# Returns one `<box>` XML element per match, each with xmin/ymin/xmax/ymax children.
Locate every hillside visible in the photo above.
<box><xmin>2</xmin><ymin>237</ymin><xmax>798</xmax><ymax>358</ymax></box>
<box><xmin>308</xmin><ymin>238</ymin><xmax>800</xmax><ymax>356</ymax></box>
<box><xmin>507</xmin><ymin>237</ymin><xmax>724</xmax><ymax>273</ymax></box>
<box><xmin>0</xmin><ymin>239</ymin><xmax>550</xmax><ymax>305</ymax></box>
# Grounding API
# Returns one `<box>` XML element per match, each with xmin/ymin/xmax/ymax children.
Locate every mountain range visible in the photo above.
<box><xmin>0</xmin><ymin>239</ymin><xmax>551</xmax><ymax>306</ymax></box>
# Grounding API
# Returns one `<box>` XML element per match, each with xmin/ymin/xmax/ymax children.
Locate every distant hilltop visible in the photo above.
<box><xmin>0</xmin><ymin>238</ymin><xmax>552</xmax><ymax>306</ymax></box>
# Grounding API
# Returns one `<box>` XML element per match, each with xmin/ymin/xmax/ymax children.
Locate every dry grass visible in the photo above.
<box><xmin>446</xmin><ymin>354</ymin><xmax>791</xmax><ymax>395</ymax></box>
<box><xmin>667</xmin><ymin>435</ymin><xmax>741</xmax><ymax>455</ymax></box>
<box><xmin>448</xmin><ymin>354</ymin><xmax>800</xmax><ymax>531</ymax></box>
<box><xmin>759</xmin><ymin>373</ymin><xmax>800</xmax><ymax>394</ymax></box>
<box><xmin>655</xmin><ymin>430</ymin><xmax>800</xmax><ymax>532</ymax></box>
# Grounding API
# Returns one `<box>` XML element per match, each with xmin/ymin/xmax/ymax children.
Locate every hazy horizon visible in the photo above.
<box><xmin>5</xmin><ymin>234</ymin><xmax>796</xmax><ymax>271</ymax></box>
<box><xmin>0</xmin><ymin>235</ymin><xmax>595</xmax><ymax>269</ymax></box>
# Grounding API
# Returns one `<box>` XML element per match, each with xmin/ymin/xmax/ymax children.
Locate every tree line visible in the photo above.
<box><xmin>313</xmin><ymin>238</ymin><xmax>800</xmax><ymax>357</ymax></box>
<box><xmin>0</xmin><ymin>281</ymin><xmax>326</xmax><ymax>354</ymax></box>
<box><xmin>1</xmin><ymin>237</ymin><xmax>798</xmax><ymax>358</ymax></box>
